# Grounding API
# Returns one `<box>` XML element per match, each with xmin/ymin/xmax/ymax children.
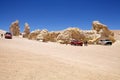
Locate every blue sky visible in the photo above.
<box><xmin>0</xmin><ymin>0</ymin><xmax>120</xmax><ymax>32</ymax></box>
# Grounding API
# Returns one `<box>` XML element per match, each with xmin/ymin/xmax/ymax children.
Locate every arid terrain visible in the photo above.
<box><xmin>0</xmin><ymin>30</ymin><xmax>120</xmax><ymax>80</ymax></box>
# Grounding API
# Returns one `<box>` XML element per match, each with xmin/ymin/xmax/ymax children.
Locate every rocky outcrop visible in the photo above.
<box><xmin>36</xmin><ymin>29</ymin><xmax>49</xmax><ymax>42</ymax></box>
<box><xmin>30</xmin><ymin>28</ymin><xmax>85</xmax><ymax>44</ymax></box>
<box><xmin>83</xmin><ymin>30</ymin><xmax>99</xmax><ymax>41</ymax></box>
<box><xmin>36</xmin><ymin>30</ymin><xmax>60</xmax><ymax>42</ymax></box>
<box><xmin>27</xmin><ymin>21</ymin><xmax>115</xmax><ymax>44</ymax></box>
<box><xmin>9</xmin><ymin>20</ymin><xmax>20</xmax><ymax>36</ymax></box>
<box><xmin>57</xmin><ymin>28</ymin><xmax>85</xmax><ymax>44</ymax></box>
<box><xmin>28</xmin><ymin>29</ymin><xmax>41</xmax><ymax>40</ymax></box>
<box><xmin>48</xmin><ymin>31</ymin><xmax>60</xmax><ymax>42</ymax></box>
<box><xmin>92</xmin><ymin>21</ymin><xmax>114</xmax><ymax>36</ymax></box>
<box><xmin>23</xmin><ymin>23</ymin><xmax>30</xmax><ymax>38</ymax></box>
<box><xmin>92</xmin><ymin>21</ymin><xmax>115</xmax><ymax>43</ymax></box>
<box><xmin>35</xmin><ymin>30</ymin><xmax>60</xmax><ymax>42</ymax></box>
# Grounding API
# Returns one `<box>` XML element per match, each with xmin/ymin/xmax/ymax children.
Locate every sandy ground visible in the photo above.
<box><xmin>0</xmin><ymin>36</ymin><xmax>120</xmax><ymax>80</ymax></box>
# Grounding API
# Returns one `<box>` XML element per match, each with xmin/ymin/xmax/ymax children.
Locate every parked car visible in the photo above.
<box><xmin>5</xmin><ymin>32</ymin><xmax>12</xmax><ymax>39</ymax></box>
<box><xmin>98</xmin><ymin>39</ymin><xmax>112</xmax><ymax>45</ymax></box>
<box><xmin>70</xmin><ymin>40</ymin><xmax>83</xmax><ymax>46</ymax></box>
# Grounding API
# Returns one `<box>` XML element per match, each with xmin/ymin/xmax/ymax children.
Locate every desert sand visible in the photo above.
<box><xmin>0</xmin><ymin>34</ymin><xmax>120</xmax><ymax>80</ymax></box>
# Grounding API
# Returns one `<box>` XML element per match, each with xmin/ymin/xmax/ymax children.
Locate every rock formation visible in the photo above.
<box><xmin>48</xmin><ymin>31</ymin><xmax>60</xmax><ymax>42</ymax></box>
<box><xmin>83</xmin><ymin>30</ymin><xmax>98</xmax><ymax>41</ymax></box>
<box><xmin>36</xmin><ymin>30</ymin><xmax>60</xmax><ymax>42</ymax></box>
<box><xmin>92</xmin><ymin>21</ymin><xmax>114</xmax><ymax>36</ymax></box>
<box><xmin>57</xmin><ymin>28</ymin><xmax>85</xmax><ymax>44</ymax></box>
<box><xmin>9</xmin><ymin>20</ymin><xmax>20</xmax><ymax>36</ymax></box>
<box><xmin>23</xmin><ymin>23</ymin><xmax>30</xmax><ymax>38</ymax></box>
<box><xmin>28</xmin><ymin>29</ymin><xmax>41</xmax><ymax>40</ymax></box>
<box><xmin>35</xmin><ymin>30</ymin><xmax>60</xmax><ymax>42</ymax></box>
<box><xmin>27</xmin><ymin>21</ymin><xmax>115</xmax><ymax>44</ymax></box>
<box><xmin>36</xmin><ymin>29</ymin><xmax>49</xmax><ymax>42</ymax></box>
<box><xmin>92</xmin><ymin>21</ymin><xmax>115</xmax><ymax>43</ymax></box>
<box><xmin>30</xmin><ymin>28</ymin><xmax>85</xmax><ymax>44</ymax></box>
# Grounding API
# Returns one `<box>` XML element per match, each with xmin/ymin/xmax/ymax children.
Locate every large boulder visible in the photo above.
<box><xmin>92</xmin><ymin>21</ymin><xmax>115</xmax><ymax>43</ymax></box>
<box><xmin>83</xmin><ymin>30</ymin><xmax>98</xmax><ymax>40</ymax></box>
<box><xmin>9</xmin><ymin>20</ymin><xmax>20</xmax><ymax>36</ymax></box>
<box><xmin>36</xmin><ymin>29</ymin><xmax>49</xmax><ymax>42</ymax></box>
<box><xmin>57</xmin><ymin>28</ymin><xmax>85</xmax><ymax>44</ymax></box>
<box><xmin>23</xmin><ymin>23</ymin><xmax>30</xmax><ymax>38</ymax></box>
<box><xmin>28</xmin><ymin>29</ymin><xmax>41</xmax><ymax>40</ymax></box>
<box><xmin>48</xmin><ymin>31</ymin><xmax>60</xmax><ymax>42</ymax></box>
<box><xmin>28</xmin><ymin>29</ymin><xmax>60</xmax><ymax>42</ymax></box>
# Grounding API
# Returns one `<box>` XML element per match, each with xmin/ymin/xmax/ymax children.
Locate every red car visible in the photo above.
<box><xmin>5</xmin><ymin>32</ymin><xmax>12</xmax><ymax>39</ymax></box>
<box><xmin>70</xmin><ymin>40</ymin><xmax>83</xmax><ymax>46</ymax></box>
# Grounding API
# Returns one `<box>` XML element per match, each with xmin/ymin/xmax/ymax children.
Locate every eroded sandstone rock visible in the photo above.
<box><xmin>36</xmin><ymin>29</ymin><xmax>49</xmax><ymax>42</ymax></box>
<box><xmin>9</xmin><ymin>20</ymin><xmax>20</xmax><ymax>36</ymax></box>
<box><xmin>28</xmin><ymin>29</ymin><xmax>41</xmax><ymax>40</ymax></box>
<box><xmin>92</xmin><ymin>21</ymin><xmax>115</xmax><ymax>43</ymax></box>
<box><xmin>23</xmin><ymin>23</ymin><xmax>30</xmax><ymax>38</ymax></box>
<box><xmin>57</xmin><ymin>28</ymin><xmax>85</xmax><ymax>44</ymax></box>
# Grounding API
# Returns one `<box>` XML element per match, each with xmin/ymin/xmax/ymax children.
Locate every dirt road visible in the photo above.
<box><xmin>0</xmin><ymin>37</ymin><xmax>120</xmax><ymax>80</ymax></box>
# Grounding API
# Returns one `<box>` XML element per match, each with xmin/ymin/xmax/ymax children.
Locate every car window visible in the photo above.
<box><xmin>105</xmin><ymin>39</ymin><xmax>110</xmax><ymax>41</ymax></box>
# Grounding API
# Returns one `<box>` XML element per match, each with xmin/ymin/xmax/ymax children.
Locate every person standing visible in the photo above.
<box><xmin>0</xmin><ymin>34</ymin><xmax>3</xmax><ymax>38</ymax></box>
<box><xmin>84</xmin><ymin>40</ymin><xmax>88</xmax><ymax>46</ymax></box>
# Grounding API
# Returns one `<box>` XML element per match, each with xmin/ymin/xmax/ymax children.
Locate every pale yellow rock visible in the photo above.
<box><xmin>57</xmin><ymin>27</ymin><xmax>85</xmax><ymax>44</ymax></box>
<box><xmin>9</xmin><ymin>20</ymin><xmax>20</xmax><ymax>36</ymax></box>
<box><xmin>36</xmin><ymin>29</ymin><xmax>49</xmax><ymax>42</ymax></box>
<box><xmin>28</xmin><ymin>29</ymin><xmax>41</xmax><ymax>40</ymax></box>
<box><xmin>48</xmin><ymin>31</ymin><xmax>60</xmax><ymax>42</ymax></box>
<box><xmin>23</xmin><ymin>23</ymin><xmax>30</xmax><ymax>38</ymax></box>
<box><xmin>92</xmin><ymin>21</ymin><xmax>115</xmax><ymax>43</ymax></box>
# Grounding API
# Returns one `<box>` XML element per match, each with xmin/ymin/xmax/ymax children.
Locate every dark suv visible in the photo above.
<box><xmin>5</xmin><ymin>32</ymin><xmax>12</xmax><ymax>39</ymax></box>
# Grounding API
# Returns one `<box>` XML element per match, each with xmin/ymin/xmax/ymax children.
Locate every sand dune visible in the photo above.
<box><xmin>0</xmin><ymin>35</ymin><xmax>120</xmax><ymax>80</ymax></box>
